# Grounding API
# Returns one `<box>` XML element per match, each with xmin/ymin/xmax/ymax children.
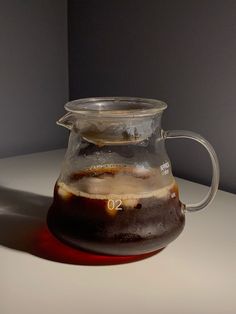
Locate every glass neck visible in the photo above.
<box><xmin>63</xmin><ymin>113</ymin><xmax>163</xmax><ymax>145</ymax></box>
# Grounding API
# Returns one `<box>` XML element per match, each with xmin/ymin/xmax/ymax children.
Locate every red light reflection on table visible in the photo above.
<box><xmin>31</xmin><ymin>226</ymin><xmax>164</xmax><ymax>266</ymax></box>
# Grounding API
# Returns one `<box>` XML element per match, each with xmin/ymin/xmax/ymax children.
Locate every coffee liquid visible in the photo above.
<box><xmin>47</xmin><ymin>165</ymin><xmax>185</xmax><ymax>255</ymax></box>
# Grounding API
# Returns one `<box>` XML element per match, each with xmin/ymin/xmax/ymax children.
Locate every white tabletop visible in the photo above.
<box><xmin>0</xmin><ymin>149</ymin><xmax>235</xmax><ymax>314</ymax></box>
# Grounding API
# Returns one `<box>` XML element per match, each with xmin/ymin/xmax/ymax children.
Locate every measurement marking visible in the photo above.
<box><xmin>107</xmin><ymin>199</ymin><xmax>123</xmax><ymax>211</ymax></box>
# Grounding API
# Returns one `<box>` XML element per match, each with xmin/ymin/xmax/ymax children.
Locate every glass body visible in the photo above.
<box><xmin>47</xmin><ymin>97</ymin><xmax>219</xmax><ymax>256</ymax></box>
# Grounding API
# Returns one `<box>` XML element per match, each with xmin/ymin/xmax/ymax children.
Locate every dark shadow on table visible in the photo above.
<box><xmin>0</xmin><ymin>186</ymin><xmax>163</xmax><ymax>265</ymax></box>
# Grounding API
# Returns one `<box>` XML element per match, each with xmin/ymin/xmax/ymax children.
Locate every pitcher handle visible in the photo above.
<box><xmin>163</xmin><ymin>130</ymin><xmax>220</xmax><ymax>212</ymax></box>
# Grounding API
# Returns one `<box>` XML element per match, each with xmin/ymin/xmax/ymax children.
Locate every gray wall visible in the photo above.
<box><xmin>68</xmin><ymin>0</ymin><xmax>236</xmax><ymax>194</ymax></box>
<box><xmin>0</xmin><ymin>0</ymin><xmax>68</xmax><ymax>158</ymax></box>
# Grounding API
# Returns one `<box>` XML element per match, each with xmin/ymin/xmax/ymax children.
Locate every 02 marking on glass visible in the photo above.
<box><xmin>107</xmin><ymin>199</ymin><xmax>123</xmax><ymax>211</ymax></box>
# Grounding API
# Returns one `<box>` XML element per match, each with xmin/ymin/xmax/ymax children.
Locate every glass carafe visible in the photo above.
<box><xmin>47</xmin><ymin>97</ymin><xmax>219</xmax><ymax>256</ymax></box>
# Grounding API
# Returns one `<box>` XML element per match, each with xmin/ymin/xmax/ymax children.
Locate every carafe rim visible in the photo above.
<box><xmin>64</xmin><ymin>97</ymin><xmax>167</xmax><ymax>118</ymax></box>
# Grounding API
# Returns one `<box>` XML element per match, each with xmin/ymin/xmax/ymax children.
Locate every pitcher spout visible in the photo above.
<box><xmin>57</xmin><ymin>112</ymin><xmax>76</xmax><ymax>130</ymax></box>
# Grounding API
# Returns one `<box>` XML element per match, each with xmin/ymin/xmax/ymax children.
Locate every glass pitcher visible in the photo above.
<box><xmin>47</xmin><ymin>97</ymin><xmax>219</xmax><ymax>256</ymax></box>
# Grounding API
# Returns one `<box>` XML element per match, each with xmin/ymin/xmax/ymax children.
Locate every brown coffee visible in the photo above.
<box><xmin>47</xmin><ymin>165</ymin><xmax>185</xmax><ymax>255</ymax></box>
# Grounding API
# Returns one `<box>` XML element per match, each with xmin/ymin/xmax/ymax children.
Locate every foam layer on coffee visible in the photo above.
<box><xmin>57</xmin><ymin>166</ymin><xmax>177</xmax><ymax>201</ymax></box>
